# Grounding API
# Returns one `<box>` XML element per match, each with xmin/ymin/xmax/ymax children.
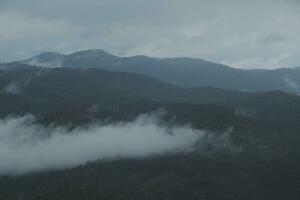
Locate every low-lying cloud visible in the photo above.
<box><xmin>0</xmin><ymin>114</ymin><xmax>205</xmax><ymax>175</ymax></box>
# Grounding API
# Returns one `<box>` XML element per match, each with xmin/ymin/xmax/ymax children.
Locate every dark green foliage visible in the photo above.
<box><xmin>0</xmin><ymin>155</ymin><xmax>299</xmax><ymax>200</ymax></box>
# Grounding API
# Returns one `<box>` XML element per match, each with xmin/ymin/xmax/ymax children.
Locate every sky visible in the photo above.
<box><xmin>0</xmin><ymin>0</ymin><xmax>300</xmax><ymax>69</ymax></box>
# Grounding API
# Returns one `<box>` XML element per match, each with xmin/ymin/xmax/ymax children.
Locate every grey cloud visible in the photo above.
<box><xmin>261</xmin><ymin>34</ymin><xmax>287</xmax><ymax>44</ymax></box>
<box><xmin>0</xmin><ymin>0</ymin><xmax>300</xmax><ymax>68</ymax></box>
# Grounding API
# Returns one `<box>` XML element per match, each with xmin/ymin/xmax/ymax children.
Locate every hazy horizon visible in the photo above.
<box><xmin>3</xmin><ymin>48</ymin><xmax>299</xmax><ymax>70</ymax></box>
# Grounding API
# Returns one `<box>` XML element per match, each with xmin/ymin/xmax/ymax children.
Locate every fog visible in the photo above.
<box><xmin>0</xmin><ymin>114</ymin><xmax>205</xmax><ymax>175</ymax></box>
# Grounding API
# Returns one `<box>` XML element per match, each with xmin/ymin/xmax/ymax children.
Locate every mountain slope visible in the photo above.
<box><xmin>0</xmin><ymin>66</ymin><xmax>252</xmax><ymax>129</ymax></box>
<box><xmin>1</xmin><ymin>156</ymin><xmax>299</xmax><ymax>200</ymax></box>
<box><xmin>1</xmin><ymin>65</ymin><xmax>300</xmax><ymax>131</ymax></box>
<box><xmin>0</xmin><ymin>64</ymin><xmax>252</xmax><ymax>107</ymax></box>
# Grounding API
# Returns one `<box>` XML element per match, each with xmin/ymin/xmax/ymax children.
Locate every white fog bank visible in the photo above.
<box><xmin>0</xmin><ymin>114</ymin><xmax>205</xmax><ymax>175</ymax></box>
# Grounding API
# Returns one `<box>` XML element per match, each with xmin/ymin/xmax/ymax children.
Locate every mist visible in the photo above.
<box><xmin>0</xmin><ymin>114</ymin><xmax>206</xmax><ymax>175</ymax></box>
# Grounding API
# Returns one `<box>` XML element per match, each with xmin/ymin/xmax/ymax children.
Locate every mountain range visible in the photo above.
<box><xmin>15</xmin><ymin>49</ymin><xmax>300</xmax><ymax>93</ymax></box>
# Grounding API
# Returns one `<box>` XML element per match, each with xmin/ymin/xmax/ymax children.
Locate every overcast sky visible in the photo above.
<box><xmin>0</xmin><ymin>0</ymin><xmax>300</xmax><ymax>69</ymax></box>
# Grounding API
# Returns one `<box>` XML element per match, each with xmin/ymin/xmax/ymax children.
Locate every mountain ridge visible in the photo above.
<box><xmin>15</xmin><ymin>49</ymin><xmax>300</xmax><ymax>93</ymax></box>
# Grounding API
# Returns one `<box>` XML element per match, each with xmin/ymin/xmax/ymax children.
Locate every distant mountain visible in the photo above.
<box><xmin>19</xmin><ymin>49</ymin><xmax>300</xmax><ymax>93</ymax></box>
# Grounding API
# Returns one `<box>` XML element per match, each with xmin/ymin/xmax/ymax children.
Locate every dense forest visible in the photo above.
<box><xmin>0</xmin><ymin>63</ymin><xmax>300</xmax><ymax>199</ymax></box>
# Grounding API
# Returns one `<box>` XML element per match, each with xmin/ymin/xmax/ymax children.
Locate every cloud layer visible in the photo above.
<box><xmin>0</xmin><ymin>115</ymin><xmax>203</xmax><ymax>175</ymax></box>
<box><xmin>1</xmin><ymin>0</ymin><xmax>300</xmax><ymax>68</ymax></box>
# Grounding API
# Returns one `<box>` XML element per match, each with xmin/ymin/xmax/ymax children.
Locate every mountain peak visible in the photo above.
<box><xmin>35</xmin><ymin>52</ymin><xmax>65</xmax><ymax>58</ymax></box>
<box><xmin>68</xmin><ymin>49</ymin><xmax>118</xmax><ymax>59</ymax></box>
<box><xmin>24</xmin><ymin>52</ymin><xmax>65</xmax><ymax>68</ymax></box>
